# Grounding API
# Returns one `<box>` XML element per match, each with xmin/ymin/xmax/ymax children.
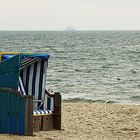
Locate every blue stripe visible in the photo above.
<box><xmin>47</xmin><ymin>96</ymin><xmax>51</xmax><ymax>110</ymax></box>
<box><xmin>32</xmin><ymin>62</ymin><xmax>37</xmax><ymax>96</ymax></box>
<box><xmin>38</xmin><ymin>60</ymin><xmax>44</xmax><ymax>108</ymax></box>
<box><xmin>25</xmin><ymin>66</ymin><xmax>30</xmax><ymax>95</ymax></box>
<box><xmin>19</xmin><ymin>82</ymin><xmax>22</xmax><ymax>94</ymax></box>
<box><xmin>20</xmin><ymin>70</ymin><xmax>23</xmax><ymax>94</ymax></box>
<box><xmin>20</xmin><ymin>70</ymin><xmax>23</xmax><ymax>80</ymax></box>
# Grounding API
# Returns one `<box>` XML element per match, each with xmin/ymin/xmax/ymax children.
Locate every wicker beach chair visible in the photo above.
<box><xmin>0</xmin><ymin>53</ymin><xmax>61</xmax><ymax>135</ymax></box>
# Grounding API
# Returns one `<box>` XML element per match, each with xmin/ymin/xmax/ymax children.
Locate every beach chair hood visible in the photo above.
<box><xmin>0</xmin><ymin>53</ymin><xmax>50</xmax><ymax>91</ymax></box>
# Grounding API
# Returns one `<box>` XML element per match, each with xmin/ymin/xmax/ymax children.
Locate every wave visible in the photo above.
<box><xmin>63</xmin><ymin>98</ymin><xmax>116</xmax><ymax>103</ymax></box>
<box><xmin>129</xmin><ymin>96</ymin><xmax>140</xmax><ymax>101</ymax></box>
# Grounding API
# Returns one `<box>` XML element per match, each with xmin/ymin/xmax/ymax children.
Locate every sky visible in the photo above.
<box><xmin>0</xmin><ymin>0</ymin><xmax>140</xmax><ymax>30</ymax></box>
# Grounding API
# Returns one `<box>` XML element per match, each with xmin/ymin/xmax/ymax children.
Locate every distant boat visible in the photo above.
<box><xmin>65</xmin><ymin>26</ymin><xmax>75</xmax><ymax>31</ymax></box>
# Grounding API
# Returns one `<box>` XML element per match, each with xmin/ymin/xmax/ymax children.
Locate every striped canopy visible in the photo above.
<box><xmin>20</xmin><ymin>54</ymin><xmax>49</xmax><ymax>109</ymax></box>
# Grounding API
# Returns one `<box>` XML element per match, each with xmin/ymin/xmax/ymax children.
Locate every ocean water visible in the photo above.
<box><xmin>1</xmin><ymin>31</ymin><xmax>140</xmax><ymax>104</ymax></box>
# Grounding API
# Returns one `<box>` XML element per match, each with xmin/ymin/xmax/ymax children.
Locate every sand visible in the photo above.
<box><xmin>1</xmin><ymin>102</ymin><xmax>140</xmax><ymax>140</ymax></box>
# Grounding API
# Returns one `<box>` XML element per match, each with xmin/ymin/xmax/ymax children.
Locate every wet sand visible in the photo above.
<box><xmin>1</xmin><ymin>102</ymin><xmax>140</xmax><ymax>140</ymax></box>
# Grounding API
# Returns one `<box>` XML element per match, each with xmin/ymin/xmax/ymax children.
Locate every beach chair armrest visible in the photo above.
<box><xmin>45</xmin><ymin>89</ymin><xmax>55</xmax><ymax>97</ymax></box>
<box><xmin>44</xmin><ymin>89</ymin><xmax>61</xmax><ymax>130</ymax></box>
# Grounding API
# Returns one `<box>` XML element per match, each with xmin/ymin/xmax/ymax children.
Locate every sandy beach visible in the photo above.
<box><xmin>1</xmin><ymin>102</ymin><xmax>140</xmax><ymax>140</ymax></box>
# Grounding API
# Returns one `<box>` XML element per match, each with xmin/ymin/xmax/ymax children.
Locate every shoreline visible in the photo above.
<box><xmin>63</xmin><ymin>99</ymin><xmax>140</xmax><ymax>105</ymax></box>
<box><xmin>1</xmin><ymin>102</ymin><xmax>140</xmax><ymax>140</ymax></box>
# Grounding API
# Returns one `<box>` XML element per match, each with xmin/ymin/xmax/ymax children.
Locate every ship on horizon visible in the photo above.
<box><xmin>65</xmin><ymin>25</ymin><xmax>75</xmax><ymax>31</ymax></box>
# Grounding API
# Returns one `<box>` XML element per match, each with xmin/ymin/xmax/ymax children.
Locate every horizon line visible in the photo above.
<box><xmin>0</xmin><ymin>29</ymin><xmax>140</xmax><ymax>32</ymax></box>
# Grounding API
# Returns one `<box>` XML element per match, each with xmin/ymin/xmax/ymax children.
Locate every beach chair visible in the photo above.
<box><xmin>0</xmin><ymin>52</ymin><xmax>61</xmax><ymax>135</ymax></box>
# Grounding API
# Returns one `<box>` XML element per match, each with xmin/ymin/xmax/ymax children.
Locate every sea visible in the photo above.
<box><xmin>1</xmin><ymin>31</ymin><xmax>140</xmax><ymax>104</ymax></box>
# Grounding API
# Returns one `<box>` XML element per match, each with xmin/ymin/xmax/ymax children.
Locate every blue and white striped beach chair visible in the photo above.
<box><xmin>0</xmin><ymin>52</ymin><xmax>61</xmax><ymax>135</ymax></box>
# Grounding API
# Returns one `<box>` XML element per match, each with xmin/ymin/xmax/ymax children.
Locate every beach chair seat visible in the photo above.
<box><xmin>0</xmin><ymin>53</ymin><xmax>61</xmax><ymax>135</ymax></box>
<box><xmin>33</xmin><ymin>109</ymin><xmax>52</xmax><ymax>115</ymax></box>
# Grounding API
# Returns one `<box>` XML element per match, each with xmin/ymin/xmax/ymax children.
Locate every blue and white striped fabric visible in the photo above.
<box><xmin>33</xmin><ymin>110</ymin><xmax>52</xmax><ymax>115</ymax></box>
<box><xmin>20</xmin><ymin>59</ymin><xmax>46</xmax><ymax>109</ymax></box>
<box><xmin>19</xmin><ymin>58</ymin><xmax>54</xmax><ymax>112</ymax></box>
<box><xmin>44</xmin><ymin>94</ymin><xmax>54</xmax><ymax>111</ymax></box>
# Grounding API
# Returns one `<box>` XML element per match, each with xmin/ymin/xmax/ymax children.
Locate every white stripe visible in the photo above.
<box><xmin>44</xmin><ymin>94</ymin><xmax>48</xmax><ymax>110</ymax></box>
<box><xmin>23</xmin><ymin>67</ymin><xmax>27</xmax><ymax>87</ymax></box>
<box><xmin>44</xmin><ymin>110</ymin><xmax>48</xmax><ymax>114</ymax></box>
<box><xmin>28</xmin><ymin>64</ymin><xmax>34</xmax><ymax>96</ymax></box>
<box><xmin>48</xmin><ymin>110</ymin><xmax>52</xmax><ymax>114</ymax></box>
<box><xmin>40</xmin><ymin>110</ymin><xmax>44</xmax><ymax>114</ymax></box>
<box><xmin>51</xmin><ymin>97</ymin><xmax>54</xmax><ymax>111</ymax></box>
<box><xmin>18</xmin><ymin>86</ymin><xmax>20</xmax><ymax>92</ymax></box>
<box><xmin>33</xmin><ymin>111</ymin><xmax>36</xmax><ymax>115</ymax></box>
<box><xmin>34</xmin><ymin>61</ymin><xmax>41</xmax><ymax>109</ymax></box>
<box><xmin>19</xmin><ymin>76</ymin><xmax>26</xmax><ymax>95</ymax></box>
<box><xmin>36</xmin><ymin>110</ymin><xmax>40</xmax><ymax>115</ymax></box>
<box><xmin>42</xmin><ymin>61</ymin><xmax>47</xmax><ymax>104</ymax></box>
